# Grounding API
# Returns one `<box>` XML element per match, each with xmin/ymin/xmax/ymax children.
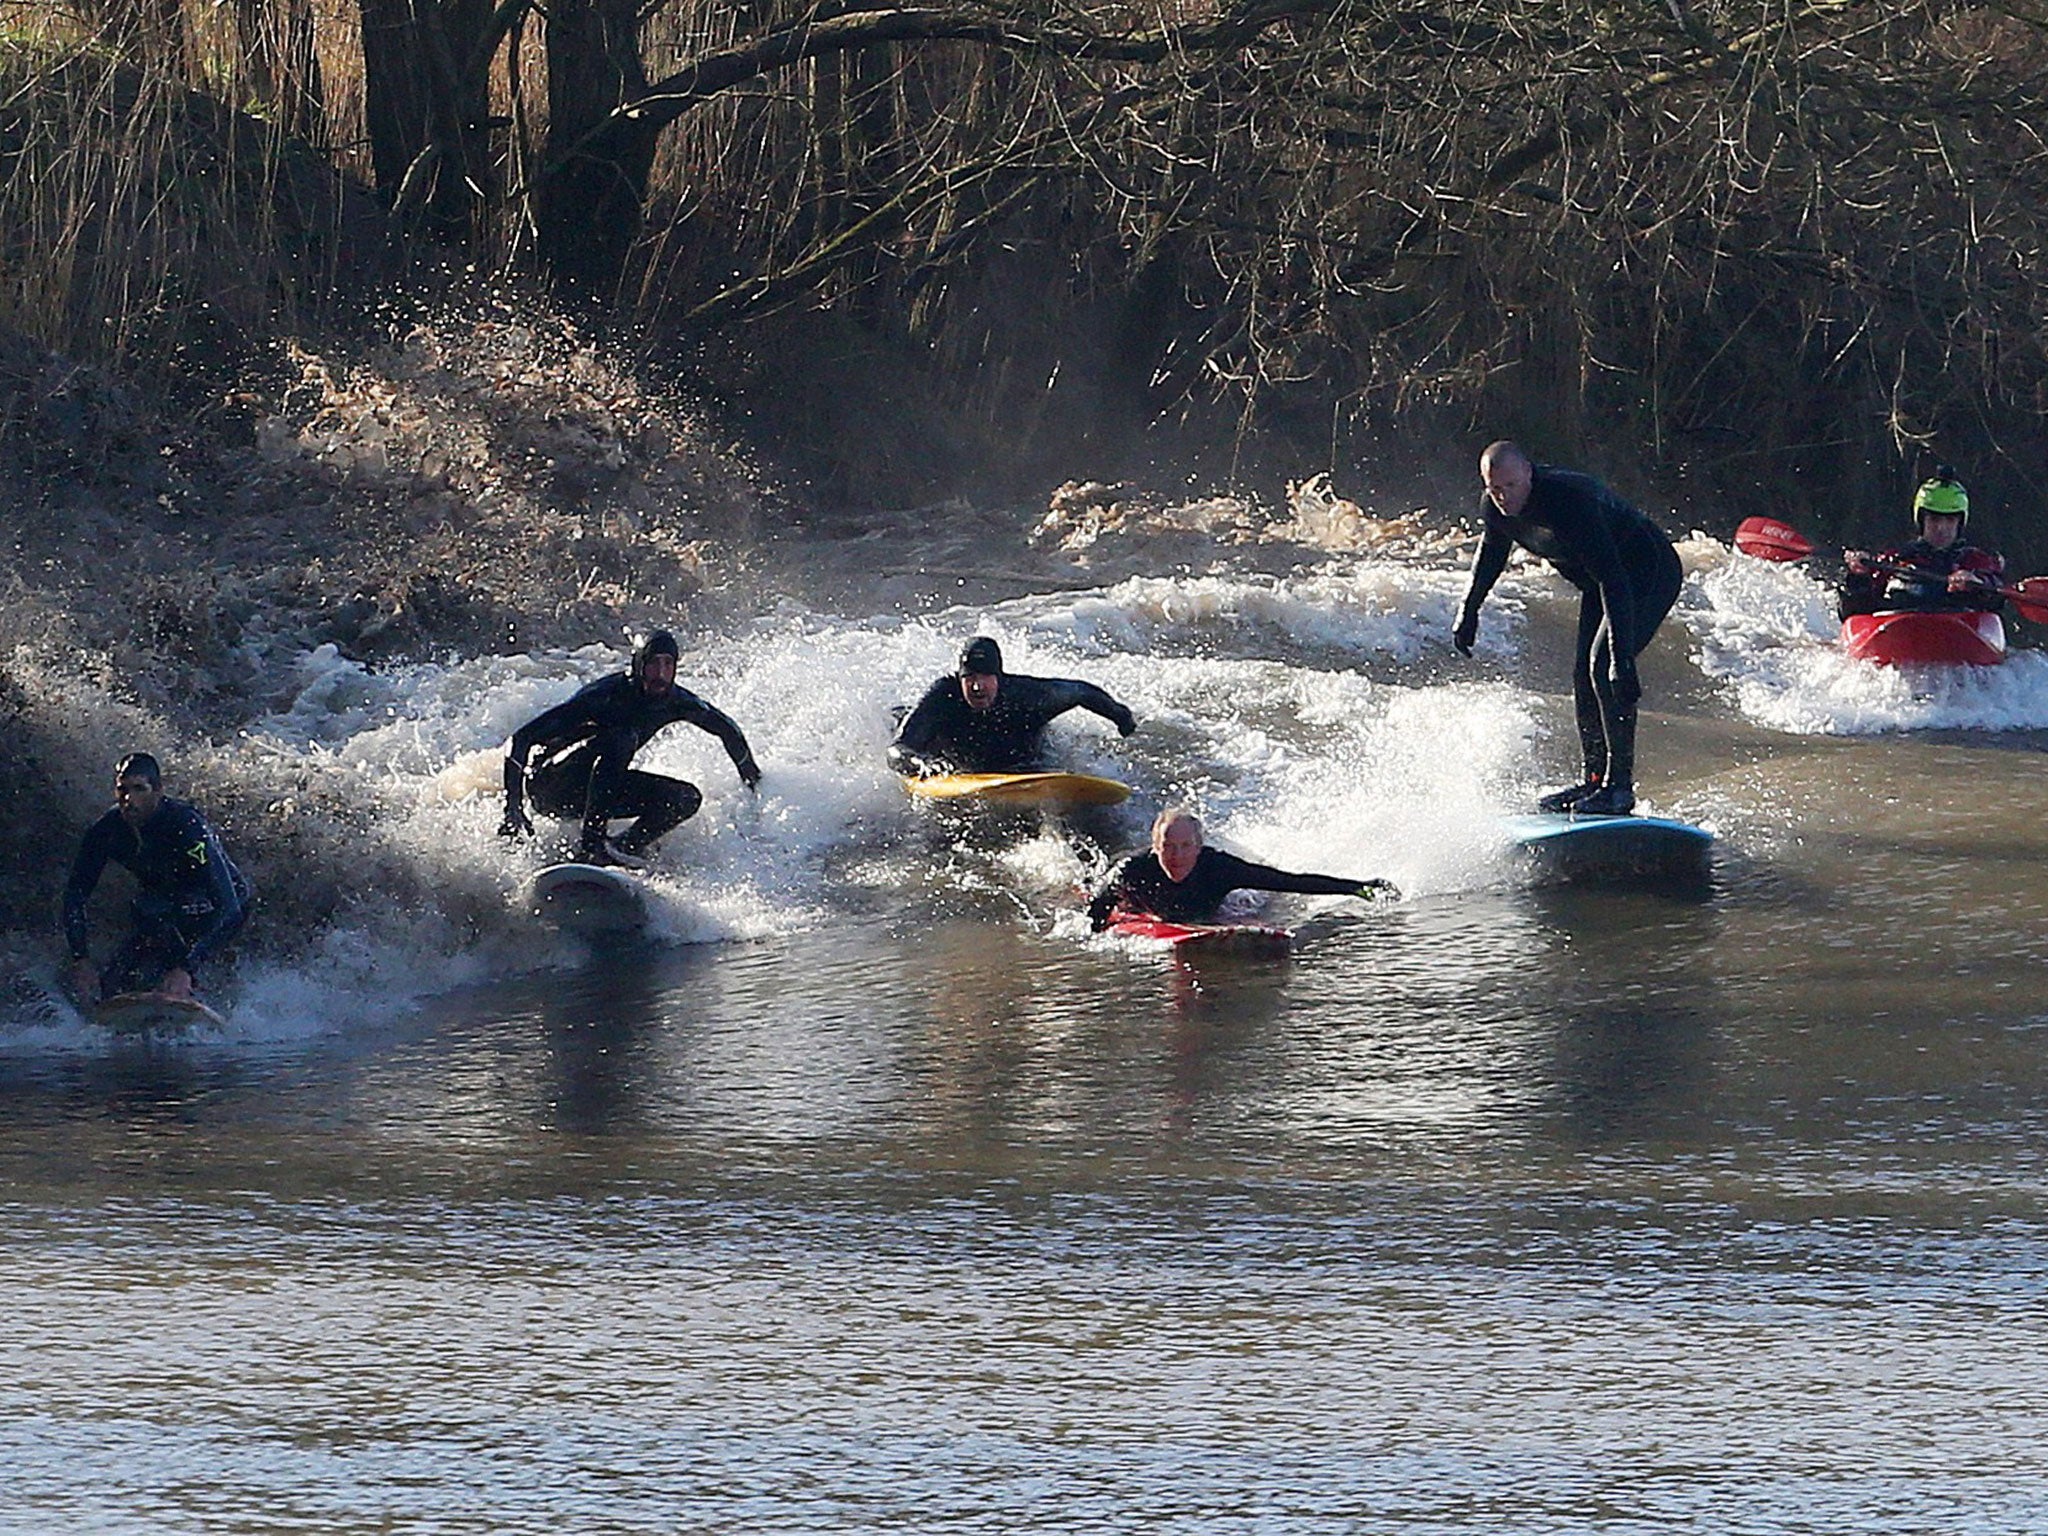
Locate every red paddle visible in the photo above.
<box><xmin>1732</xmin><ymin>517</ymin><xmax>2048</xmax><ymax>625</ymax></box>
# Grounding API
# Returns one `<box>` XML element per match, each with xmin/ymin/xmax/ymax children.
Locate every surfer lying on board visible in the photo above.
<box><xmin>62</xmin><ymin>752</ymin><xmax>250</xmax><ymax>1005</ymax></box>
<box><xmin>1086</xmin><ymin>808</ymin><xmax>1395</xmax><ymax>930</ymax></box>
<box><xmin>888</xmin><ymin>636</ymin><xmax>1137</xmax><ymax>777</ymax></box>
<box><xmin>1839</xmin><ymin>471</ymin><xmax>2005</xmax><ymax>619</ymax></box>
<box><xmin>498</xmin><ymin>630</ymin><xmax>761</xmax><ymax>869</ymax></box>
<box><xmin>1454</xmin><ymin>441</ymin><xmax>1683</xmax><ymax>819</ymax></box>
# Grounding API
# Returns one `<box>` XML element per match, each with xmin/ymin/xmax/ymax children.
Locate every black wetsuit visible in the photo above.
<box><xmin>1087</xmin><ymin>847</ymin><xmax>1369</xmax><ymax>930</ymax></box>
<box><xmin>1459</xmin><ymin>466</ymin><xmax>1683</xmax><ymax>792</ymax></box>
<box><xmin>63</xmin><ymin>799</ymin><xmax>250</xmax><ymax>993</ymax></box>
<box><xmin>505</xmin><ymin>673</ymin><xmax>758</xmax><ymax>852</ymax></box>
<box><xmin>889</xmin><ymin>673</ymin><xmax>1135</xmax><ymax>776</ymax></box>
<box><xmin>1838</xmin><ymin>538</ymin><xmax>2004</xmax><ymax>618</ymax></box>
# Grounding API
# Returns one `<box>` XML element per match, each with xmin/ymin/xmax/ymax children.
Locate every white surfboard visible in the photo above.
<box><xmin>91</xmin><ymin>992</ymin><xmax>227</xmax><ymax>1036</ymax></box>
<box><xmin>526</xmin><ymin>862</ymin><xmax>648</xmax><ymax>936</ymax></box>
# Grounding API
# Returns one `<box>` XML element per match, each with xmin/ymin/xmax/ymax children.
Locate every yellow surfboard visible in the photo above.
<box><xmin>902</xmin><ymin>771</ymin><xmax>1131</xmax><ymax>809</ymax></box>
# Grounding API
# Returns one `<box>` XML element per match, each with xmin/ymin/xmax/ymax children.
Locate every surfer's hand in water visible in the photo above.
<box><xmin>1453</xmin><ymin>613</ymin><xmax>1477</xmax><ymax>656</ymax></box>
<box><xmin>158</xmin><ymin>967</ymin><xmax>194</xmax><ymax>1002</ymax></box>
<box><xmin>498</xmin><ymin>804</ymin><xmax>534</xmax><ymax>838</ymax></box>
<box><xmin>1354</xmin><ymin>879</ymin><xmax>1399</xmax><ymax>901</ymax></box>
<box><xmin>1110</xmin><ymin>704</ymin><xmax>1137</xmax><ymax>737</ymax></box>
<box><xmin>737</xmin><ymin>754</ymin><xmax>762</xmax><ymax>790</ymax></box>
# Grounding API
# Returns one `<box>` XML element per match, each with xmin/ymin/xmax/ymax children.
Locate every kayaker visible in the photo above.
<box><xmin>1087</xmin><ymin>807</ymin><xmax>1394</xmax><ymax>929</ymax></box>
<box><xmin>1453</xmin><ymin>441</ymin><xmax>1684</xmax><ymax>817</ymax></box>
<box><xmin>62</xmin><ymin>752</ymin><xmax>251</xmax><ymax>1005</ymax></box>
<box><xmin>1839</xmin><ymin>471</ymin><xmax>2005</xmax><ymax>618</ymax></box>
<box><xmin>889</xmin><ymin>636</ymin><xmax>1136</xmax><ymax>777</ymax></box>
<box><xmin>498</xmin><ymin>630</ymin><xmax>761</xmax><ymax>868</ymax></box>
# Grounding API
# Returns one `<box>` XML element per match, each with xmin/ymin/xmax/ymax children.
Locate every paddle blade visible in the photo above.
<box><xmin>1733</xmin><ymin>516</ymin><xmax>1814</xmax><ymax>562</ymax></box>
<box><xmin>2006</xmin><ymin>576</ymin><xmax>2048</xmax><ymax>626</ymax></box>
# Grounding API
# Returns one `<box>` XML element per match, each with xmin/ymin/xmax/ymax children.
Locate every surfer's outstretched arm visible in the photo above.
<box><xmin>1205</xmin><ymin>849</ymin><xmax>1394</xmax><ymax>901</ymax></box>
<box><xmin>679</xmin><ymin>694</ymin><xmax>762</xmax><ymax>788</ymax></box>
<box><xmin>1042</xmin><ymin>678</ymin><xmax>1136</xmax><ymax>737</ymax></box>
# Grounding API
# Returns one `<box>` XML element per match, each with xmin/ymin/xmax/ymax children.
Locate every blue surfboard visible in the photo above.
<box><xmin>1502</xmin><ymin>812</ymin><xmax>1714</xmax><ymax>884</ymax></box>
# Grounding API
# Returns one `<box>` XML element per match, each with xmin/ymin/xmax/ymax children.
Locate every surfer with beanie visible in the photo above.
<box><xmin>1087</xmin><ymin>807</ymin><xmax>1394</xmax><ymax>930</ymax></box>
<box><xmin>1453</xmin><ymin>441</ymin><xmax>1683</xmax><ymax>818</ymax></box>
<box><xmin>888</xmin><ymin>636</ymin><xmax>1137</xmax><ymax>777</ymax></box>
<box><xmin>62</xmin><ymin>752</ymin><xmax>250</xmax><ymax>1005</ymax></box>
<box><xmin>1839</xmin><ymin>469</ymin><xmax>2004</xmax><ymax>618</ymax></box>
<box><xmin>499</xmin><ymin>630</ymin><xmax>761</xmax><ymax>869</ymax></box>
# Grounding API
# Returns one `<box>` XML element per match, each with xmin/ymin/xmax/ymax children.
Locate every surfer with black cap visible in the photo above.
<box><xmin>498</xmin><ymin>630</ymin><xmax>761</xmax><ymax>869</ymax></box>
<box><xmin>62</xmin><ymin>751</ymin><xmax>250</xmax><ymax>1005</ymax></box>
<box><xmin>888</xmin><ymin>636</ymin><xmax>1137</xmax><ymax>777</ymax></box>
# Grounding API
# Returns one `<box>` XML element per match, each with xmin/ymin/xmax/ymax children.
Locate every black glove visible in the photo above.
<box><xmin>1453</xmin><ymin>612</ymin><xmax>1478</xmax><ymax>657</ymax></box>
<box><xmin>1111</xmin><ymin>704</ymin><xmax>1137</xmax><ymax>738</ymax></box>
<box><xmin>498</xmin><ymin>804</ymin><xmax>534</xmax><ymax>839</ymax></box>
<box><xmin>737</xmin><ymin>754</ymin><xmax>762</xmax><ymax>791</ymax></box>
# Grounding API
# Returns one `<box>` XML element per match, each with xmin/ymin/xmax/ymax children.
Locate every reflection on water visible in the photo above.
<box><xmin>6</xmin><ymin>865</ymin><xmax>2048</xmax><ymax>1533</ymax></box>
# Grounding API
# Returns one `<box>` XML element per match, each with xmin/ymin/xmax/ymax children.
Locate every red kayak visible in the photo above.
<box><xmin>1105</xmin><ymin>914</ymin><xmax>1292</xmax><ymax>956</ymax></box>
<box><xmin>1840</xmin><ymin>610</ymin><xmax>2006</xmax><ymax>668</ymax></box>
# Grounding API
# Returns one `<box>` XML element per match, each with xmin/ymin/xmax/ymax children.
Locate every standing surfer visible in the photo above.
<box><xmin>63</xmin><ymin>752</ymin><xmax>250</xmax><ymax>1005</ymax></box>
<box><xmin>1453</xmin><ymin>441</ymin><xmax>1683</xmax><ymax>817</ymax></box>
<box><xmin>499</xmin><ymin>630</ymin><xmax>761</xmax><ymax>868</ymax></box>
<box><xmin>889</xmin><ymin>636</ymin><xmax>1137</xmax><ymax>777</ymax></box>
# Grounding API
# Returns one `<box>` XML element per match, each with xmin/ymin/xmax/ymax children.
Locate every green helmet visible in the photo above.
<box><xmin>1913</xmin><ymin>473</ymin><xmax>1968</xmax><ymax>527</ymax></box>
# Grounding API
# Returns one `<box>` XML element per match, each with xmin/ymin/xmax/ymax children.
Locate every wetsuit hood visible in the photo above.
<box><xmin>958</xmin><ymin>637</ymin><xmax>1003</xmax><ymax>676</ymax></box>
<box><xmin>631</xmin><ymin>629</ymin><xmax>681</xmax><ymax>685</ymax></box>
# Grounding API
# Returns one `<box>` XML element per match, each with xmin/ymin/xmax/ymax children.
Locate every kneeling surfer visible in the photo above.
<box><xmin>63</xmin><ymin>752</ymin><xmax>250</xmax><ymax>1005</ymax></box>
<box><xmin>499</xmin><ymin>630</ymin><xmax>761</xmax><ymax>868</ymax></box>
<box><xmin>889</xmin><ymin>636</ymin><xmax>1137</xmax><ymax>777</ymax></box>
<box><xmin>1087</xmin><ymin>807</ymin><xmax>1395</xmax><ymax>930</ymax></box>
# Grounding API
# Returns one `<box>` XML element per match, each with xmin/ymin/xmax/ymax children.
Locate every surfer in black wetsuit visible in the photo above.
<box><xmin>62</xmin><ymin>752</ymin><xmax>250</xmax><ymax>1004</ymax></box>
<box><xmin>498</xmin><ymin>630</ymin><xmax>761</xmax><ymax>868</ymax></box>
<box><xmin>1839</xmin><ymin>471</ymin><xmax>2005</xmax><ymax>619</ymax></box>
<box><xmin>1086</xmin><ymin>807</ymin><xmax>1395</xmax><ymax>930</ymax></box>
<box><xmin>888</xmin><ymin>636</ymin><xmax>1137</xmax><ymax>777</ymax></box>
<box><xmin>1454</xmin><ymin>441</ymin><xmax>1683</xmax><ymax>818</ymax></box>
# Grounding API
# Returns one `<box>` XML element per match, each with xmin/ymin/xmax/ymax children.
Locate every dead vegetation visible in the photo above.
<box><xmin>4</xmin><ymin>2</ymin><xmax>2044</xmax><ymax>540</ymax></box>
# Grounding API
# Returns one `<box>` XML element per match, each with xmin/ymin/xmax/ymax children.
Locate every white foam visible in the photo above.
<box><xmin>2</xmin><ymin>556</ymin><xmax>1622</xmax><ymax>1038</ymax></box>
<box><xmin>1682</xmin><ymin>546</ymin><xmax>2048</xmax><ymax>733</ymax></box>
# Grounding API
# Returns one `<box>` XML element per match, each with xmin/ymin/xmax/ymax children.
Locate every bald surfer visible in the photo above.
<box><xmin>1453</xmin><ymin>442</ymin><xmax>1683</xmax><ymax>817</ymax></box>
<box><xmin>499</xmin><ymin>630</ymin><xmax>761</xmax><ymax>868</ymax></box>
<box><xmin>62</xmin><ymin>752</ymin><xmax>250</xmax><ymax>1005</ymax></box>
<box><xmin>1087</xmin><ymin>807</ymin><xmax>1394</xmax><ymax>929</ymax></box>
<box><xmin>888</xmin><ymin>636</ymin><xmax>1137</xmax><ymax>777</ymax></box>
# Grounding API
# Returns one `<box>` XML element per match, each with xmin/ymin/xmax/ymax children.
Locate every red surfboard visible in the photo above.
<box><xmin>1105</xmin><ymin>913</ymin><xmax>1293</xmax><ymax>956</ymax></box>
